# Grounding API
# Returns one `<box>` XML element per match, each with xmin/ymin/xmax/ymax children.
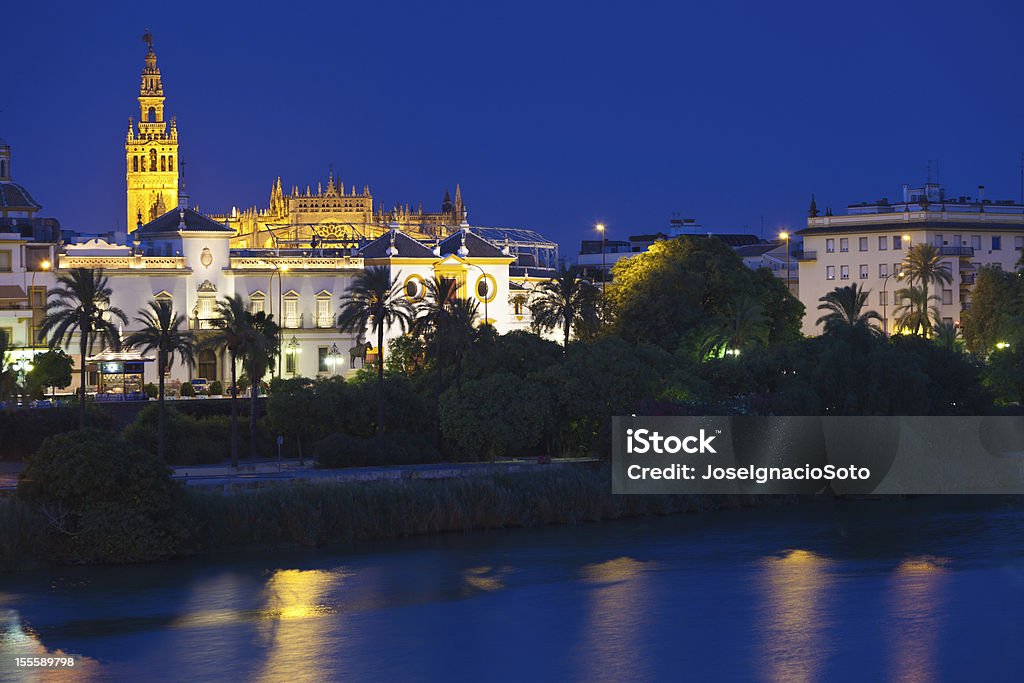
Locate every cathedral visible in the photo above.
<box><xmin>125</xmin><ymin>34</ymin><xmax>469</xmax><ymax>248</ymax></box>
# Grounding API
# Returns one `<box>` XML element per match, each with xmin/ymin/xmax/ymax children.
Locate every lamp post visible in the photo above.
<box><xmin>466</xmin><ymin>263</ymin><xmax>490</xmax><ymax>327</ymax></box>
<box><xmin>778</xmin><ymin>231</ymin><xmax>791</xmax><ymax>294</ymax></box>
<box><xmin>881</xmin><ymin>271</ymin><xmax>903</xmax><ymax>337</ymax></box>
<box><xmin>596</xmin><ymin>224</ymin><xmax>606</xmax><ymax>293</ymax></box>
<box><xmin>266</xmin><ymin>261</ymin><xmax>289</xmax><ymax>377</ymax></box>
<box><xmin>286</xmin><ymin>335</ymin><xmax>299</xmax><ymax>377</ymax></box>
<box><xmin>328</xmin><ymin>342</ymin><xmax>340</xmax><ymax>376</ymax></box>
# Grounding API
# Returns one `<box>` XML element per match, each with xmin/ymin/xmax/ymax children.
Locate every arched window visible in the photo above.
<box><xmin>132</xmin><ymin>156</ymin><xmax>138</xmax><ymax>172</ymax></box>
<box><xmin>168</xmin><ymin>157</ymin><xmax>174</xmax><ymax>173</ymax></box>
<box><xmin>147</xmin><ymin>107</ymin><xmax>156</xmax><ymax>123</ymax></box>
<box><xmin>150</xmin><ymin>149</ymin><xmax>157</xmax><ymax>171</ymax></box>
<box><xmin>160</xmin><ymin>156</ymin><xmax>166</xmax><ymax>172</ymax></box>
<box><xmin>0</xmin><ymin>160</ymin><xmax>6</xmax><ymax>177</ymax></box>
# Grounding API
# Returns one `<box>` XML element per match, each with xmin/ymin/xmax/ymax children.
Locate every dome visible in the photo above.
<box><xmin>0</xmin><ymin>181</ymin><xmax>42</xmax><ymax>213</ymax></box>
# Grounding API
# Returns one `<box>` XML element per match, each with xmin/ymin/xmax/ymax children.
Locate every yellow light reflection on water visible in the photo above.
<box><xmin>255</xmin><ymin>568</ymin><xmax>347</xmax><ymax>683</ymax></box>
<box><xmin>887</xmin><ymin>556</ymin><xmax>949</xmax><ymax>683</ymax></box>
<box><xmin>759</xmin><ymin>549</ymin><xmax>834</xmax><ymax>683</ymax></box>
<box><xmin>462</xmin><ymin>566</ymin><xmax>511</xmax><ymax>593</ymax></box>
<box><xmin>0</xmin><ymin>609</ymin><xmax>103</xmax><ymax>682</ymax></box>
<box><xmin>576</xmin><ymin>557</ymin><xmax>655</xmax><ymax>681</ymax></box>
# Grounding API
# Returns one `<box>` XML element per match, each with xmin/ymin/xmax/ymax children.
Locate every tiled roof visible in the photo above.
<box><xmin>136</xmin><ymin>207</ymin><xmax>233</xmax><ymax>236</ymax></box>
<box><xmin>358</xmin><ymin>230</ymin><xmax>435</xmax><ymax>259</ymax></box>
<box><xmin>0</xmin><ymin>182</ymin><xmax>41</xmax><ymax>211</ymax></box>
<box><xmin>438</xmin><ymin>229</ymin><xmax>507</xmax><ymax>258</ymax></box>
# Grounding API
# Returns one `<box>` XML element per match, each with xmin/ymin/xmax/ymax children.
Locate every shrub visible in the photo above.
<box><xmin>123</xmin><ymin>404</ymin><xmax>227</xmax><ymax>465</ymax></box>
<box><xmin>144</xmin><ymin>382</ymin><xmax>158</xmax><ymax>399</ymax></box>
<box><xmin>0</xmin><ymin>406</ymin><xmax>114</xmax><ymax>461</ymax></box>
<box><xmin>17</xmin><ymin>430</ymin><xmax>194</xmax><ymax>564</ymax></box>
<box><xmin>208</xmin><ymin>380</ymin><xmax>223</xmax><ymax>396</ymax></box>
<box><xmin>180</xmin><ymin>381</ymin><xmax>195</xmax><ymax>397</ymax></box>
<box><xmin>313</xmin><ymin>432</ymin><xmax>439</xmax><ymax>468</ymax></box>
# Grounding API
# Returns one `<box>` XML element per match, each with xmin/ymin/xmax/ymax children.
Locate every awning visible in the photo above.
<box><xmin>87</xmin><ymin>348</ymin><xmax>156</xmax><ymax>363</ymax></box>
<box><xmin>0</xmin><ymin>285</ymin><xmax>27</xmax><ymax>300</ymax></box>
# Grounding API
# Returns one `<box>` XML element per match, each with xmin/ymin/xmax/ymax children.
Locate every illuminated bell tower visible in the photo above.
<box><xmin>126</xmin><ymin>31</ymin><xmax>178</xmax><ymax>231</ymax></box>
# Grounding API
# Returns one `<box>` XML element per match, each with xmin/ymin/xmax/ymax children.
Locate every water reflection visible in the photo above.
<box><xmin>758</xmin><ymin>549</ymin><xmax>834</xmax><ymax>683</ymax></box>
<box><xmin>255</xmin><ymin>568</ymin><xmax>348</xmax><ymax>683</ymax></box>
<box><xmin>0</xmin><ymin>609</ymin><xmax>102</xmax><ymax>682</ymax></box>
<box><xmin>576</xmin><ymin>557</ymin><xmax>654</xmax><ymax>681</ymax></box>
<box><xmin>886</xmin><ymin>556</ymin><xmax>949</xmax><ymax>683</ymax></box>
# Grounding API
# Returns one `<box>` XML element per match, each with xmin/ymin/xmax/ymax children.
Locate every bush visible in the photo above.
<box><xmin>0</xmin><ymin>406</ymin><xmax>114</xmax><ymax>461</ymax></box>
<box><xmin>144</xmin><ymin>383</ymin><xmax>158</xmax><ymax>399</ymax></box>
<box><xmin>17</xmin><ymin>430</ymin><xmax>194</xmax><ymax>564</ymax></box>
<box><xmin>313</xmin><ymin>432</ymin><xmax>440</xmax><ymax>468</ymax></box>
<box><xmin>123</xmin><ymin>404</ymin><xmax>227</xmax><ymax>465</ymax></box>
<box><xmin>208</xmin><ymin>380</ymin><xmax>223</xmax><ymax>396</ymax></box>
<box><xmin>180</xmin><ymin>381</ymin><xmax>195</xmax><ymax>397</ymax></box>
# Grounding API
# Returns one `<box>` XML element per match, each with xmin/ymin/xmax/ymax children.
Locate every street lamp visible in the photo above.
<box><xmin>29</xmin><ymin>259</ymin><xmax>51</xmax><ymax>348</ymax></box>
<box><xmin>596</xmin><ymin>223</ymin><xmax>606</xmax><ymax>293</ymax></box>
<box><xmin>466</xmin><ymin>263</ymin><xmax>490</xmax><ymax>327</ymax></box>
<box><xmin>328</xmin><ymin>342</ymin><xmax>340</xmax><ymax>375</ymax></box>
<box><xmin>881</xmin><ymin>271</ymin><xmax>904</xmax><ymax>336</ymax></box>
<box><xmin>266</xmin><ymin>261</ymin><xmax>290</xmax><ymax>376</ymax></box>
<box><xmin>778</xmin><ymin>231</ymin><xmax>791</xmax><ymax>293</ymax></box>
<box><xmin>286</xmin><ymin>335</ymin><xmax>300</xmax><ymax>376</ymax></box>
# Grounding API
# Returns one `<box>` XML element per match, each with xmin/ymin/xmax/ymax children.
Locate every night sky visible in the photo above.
<box><xmin>4</xmin><ymin>1</ymin><xmax>1024</xmax><ymax>250</ymax></box>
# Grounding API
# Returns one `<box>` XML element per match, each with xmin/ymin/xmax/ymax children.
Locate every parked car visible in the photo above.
<box><xmin>189</xmin><ymin>378</ymin><xmax>210</xmax><ymax>394</ymax></box>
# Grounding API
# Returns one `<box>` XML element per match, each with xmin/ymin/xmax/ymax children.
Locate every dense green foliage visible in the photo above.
<box><xmin>17</xmin><ymin>430</ymin><xmax>193</xmax><ymax>564</ymax></box>
<box><xmin>607</xmin><ymin>236</ymin><xmax>804</xmax><ymax>355</ymax></box>
<box><xmin>313</xmin><ymin>432</ymin><xmax>440</xmax><ymax>468</ymax></box>
<box><xmin>0</xmin><ymin>406</ymin><xmax>115</xmax><ymax>460</ymax></box>
<box><xmin>25</xmin><ymin>349</ymin><xmax>74</xmax><ymax>399</ymax></box>
<box><xmin>122</xmin><ymin>404</ymin><xmax>274</xmax><ymax>465</ymax></box>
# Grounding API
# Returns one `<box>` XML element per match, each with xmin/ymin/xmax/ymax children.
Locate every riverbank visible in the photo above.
<box><xmin>0</xmin><ymin>466</ymin><xmax>792</xmax><ymax>572</ymax></box>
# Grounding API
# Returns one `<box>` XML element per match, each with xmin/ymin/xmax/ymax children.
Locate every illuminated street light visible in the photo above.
<box><xmin>596</xmin><ymin>223</ymin><xmax>606</xmax><ymax>293</ymax></box>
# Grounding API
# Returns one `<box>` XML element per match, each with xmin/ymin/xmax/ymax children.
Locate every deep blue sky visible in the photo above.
<box><xmin>4</xmin><ymin>1</ymin><xmax>1024</xmax><ymax>249</ymax></box>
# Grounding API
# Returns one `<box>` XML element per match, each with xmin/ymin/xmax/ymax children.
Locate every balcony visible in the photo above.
<box><xmin>315</xmin><ymin>314</ymin><xmax>335</xmax><ymax>329</ymax></box>
<box><xmin>190</xmin><ymin>317</ymin><xmax>221</xmax><ymax>331</ymax></box>
<box><xmin>938</xmin><ymin>246</ymin><xmax>974</xmax><ymax>257</ymax></box>
<box><xmin>795</xmin><ymin>251</ymin><xmax>817</xmax><ymax>261</ymax></box>
<box><xmin>283</xmin><ymin>313</ymin><xmax>303</xmax><ymax>329</ymax></box>
<box><xmin>960</xmin><ymin>273</ymin><xmax>977</xmax><ymax>286</ymax></box>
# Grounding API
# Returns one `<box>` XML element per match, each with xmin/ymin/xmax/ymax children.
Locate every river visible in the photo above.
<box><xmin>2</xmin><ymin>498</ymin><xmax>1023</xmax><ymax>681</ymax></box>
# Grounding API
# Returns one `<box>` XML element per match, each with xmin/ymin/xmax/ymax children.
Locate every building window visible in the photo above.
<box><xmin>879</xmin><ymin>291</ymin><xmax>887</xmax><ymax>306</ymax></box>
<box><xmin>878</xmin><ymin>236</ymin><xmax>888</xmax><ymax>251</ymax></box>
<box><xmin>198</xmin><ymin>350</ymin><xmax>217</xmax><ymax>381</ymax></box>
<box><xmin>316</xmin><ymin>297</ymin><xmax>332</xmax><ymax>328</ymax></box>
<box><xmin>318</xmin><ymin>346</ymin><xmax>329</xmax><ymax>373</ymax></box>
<box><xmin>284</xmin><ymin>296</ymin><xmax>299</xmax><ymax>328</ymax></box>
<box><xmin>840</xmin><ymin>238</ymin><xmax>849</xmax><ymax>253</ymax></box>
<box><xmin>249</xmin><ymin>294</ymin><xmax>265</xmax><ymax>315</ymax></box>
<box><xmin>826</xmin><ymin>265</ymin><xmax>835</xmax><ymax>280</ymax></box>
<box><xmin>893</xmin><ymin>235</ymin><xmax>902</xmax><ymax>250</ymax></box>
<box><xmin>150</xmin><ymin>149</ymin><xmax>157</xmax><ymax>171</ymax></box>
<box><xmin>286</xmin><ymin>351</ymin><xmax>297</xmax><ymax>375</ymax></box>
<box><xmin>859</xmin><ymin>264</ymin><xmax>868</xmax><ymax>279</ymax></box>
<box><xmin>0</xmin><ymin>250</ymin><xmax>10</xmax><ymax>272</ymax></box>
<box><xmin>840</xmin><ymin>265</ymin><xmax>849</xmax><ymax>280</ymax></box>
<box><xmin>1016</xmin><ymin>236</ymin><xmax>1024</xmax><ymax>251</ymax></box>
<box><xmin>879</xmin><ymin>264</ymin><xmax>888</xmax><ymax>278</ymax></box>
<box><xmin>972</xmin><ymin>235</ymin><xmax>981</xmax><ymax>250</ymax></box>
<box><xmin>132</xmin><ymin>157</ymin><xmax>138</xmax><ymax>172</ymax></box>
<box><xmin>934</xmin><ymin>234</ymin><xmax>944</xmax><ymax>247</ymax></box>
<box><xmin>942</xmin><ymin>317</ymin><xmax>953</xmax><ymax>327</ymax></box>
<box><xmin>160</xmin><ymin>156</ymin><xmax>166</xmax><ymax>172</ymax></box>
<box><xmin>992</xmin><ymin>236</ymin><xmax>1002</xmax><ymax>251</ymax></box>
<box><xmin>859</xmin><ymin>237</ymin><xmax>868</xmax><ymax>252</ymax></box>
<box><xmin>168</xmin><ymin>157</ymin><xmax>174</xmax><ymax>173</ymax></box>
<box><xmin>826</xmin><ymin>238</ymin><xmax>835</xmax><ymax>253</ymax></box>
<box><xmin>942</xmin><ymin>289</ymin><xmax>953</xmax><ymax>305</ymax></box>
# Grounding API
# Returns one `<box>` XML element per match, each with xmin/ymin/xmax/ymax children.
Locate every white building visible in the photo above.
<box><xmin>796</xmin><ymin>183</ymin><xmax>1024</xmax><ymax>335</ymax></box>
<box><xmin>0</xmin><ymin>204</ymin><xmax>554</xmax><ymax>398</ymax></box>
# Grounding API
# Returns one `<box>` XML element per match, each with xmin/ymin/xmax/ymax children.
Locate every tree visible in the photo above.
<box><xmin>700</xmin><ymin>296</ymin><xmax>770</xmax><ymax>358</ymax></box>
<box><xmin>26</xmin><ymin>349</ymin><xmax>74</xmax><ymax>399</ymax></box>
<box><xmin>933</xmin><ymin>321</ymin><xmax>961</xmax><ymax>353</ymax></box>
<box><xmin>38</xmin><ymin>268</ymin><xmax>127</xmax><ymax>429</ymax></box>
<box><xmin>0</xmin><ymin>329</ymin><xmax>14</xmax><ymax>406</ymax></box>
<box><xmin>528</xmin><ymin>264</ymin><xmax>599</xmax><ymax>349</ymax></box>
<box><xmin>815</xmin><ymin>283</ymin><xmax>883</xmax><ymax>336</ymax></box>
<box><xmin>124</xmin><ymin>300</ymin><xmax>197</xmax><ymax>460</ymax></box>
<box><xmin>337</xmin><ymin>267</ymin><xmax>414</xmax><ymax>436</ymax></box>
<box><xmin>267</xmin><ymin>376</ymin><xmax>318</xmax><ymax>465</ymax></box>
<box><xmin>240</xmin><ymin>310</ymin><xmax>279</xmax><ymax>458</ymax></box>
<box><xmin>902</xmin><ymin>243</ymin><xmax>954</xmax><ymax>289</ymax></box>
<box><xmin>961</xmin><ymin>266</ymin><xmax>1023</xmax><ymax>356</ymax></box>
<box><xmin>206</xmin><ymin>294</ymin><xmax>248</xmax><ymax>467</ymax></box>
<box><xmin>893</xmin><ymin>285</ymin><xmax>941</xmax><ymax>337</ymax></box>
<box><xmin>414</xmin><ymin>276</ymin><xmax>480</xmax><ymax>377</ymax></box>
<box><xmin>608</xmin><ymin>236</ymin><xmax>802</xmax><ymax>354</ymax></box>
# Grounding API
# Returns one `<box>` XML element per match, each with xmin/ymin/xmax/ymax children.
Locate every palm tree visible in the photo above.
<box><xmin>893</xmin><ymin>285</ymin><xmax>941</xmax><ymax>337</ymax></box>
<box><xmin>934</xmin><ymin>320</ymin><xmax>960</xmax><ymax>352</ymax></box>
<box><xmin>205</xmin><ymin>294</ymin><xmax>248</xmax><ymax>467</ymax></box>
<box><xmin>528</xmin><ymin>264</ymin><xmax>599</xmax><ymax>349</ymax></box>
<box><xmin>337</xmin><ymin>267</ymin><xmax>415</xmax><ymax>436</ymax></box>
<box><xmin>414</xmin><ymin>276</ymin><xmax>479</xmax><ymax>376</ymax></box>
<box><xmin>38</xmin><ymin>268</ymin><xmax>127</xmax><ymax>429</ymax></box>
<box><xmin>902</xmin><ymin>243</ymin><xmax>954</xmax><ymax>289</ymax></box>
<box><xmin>816</xmin><ymin>283</ymin><xmax>883</xmax><ymax>336</ymax></box>
<box><xmin>124</xmin><ymin>300</ymin><xmax>197</xmax><ymax>460</ymax></box>
<box><xmin>240</xmin><ymin>310</ymin><xmax>279</xmax><ymax>459</ymax></box>
<box><xmin>701</xmin><ymin>296</ymin><xmax>769</xmax><ymax>357</ymax></box>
